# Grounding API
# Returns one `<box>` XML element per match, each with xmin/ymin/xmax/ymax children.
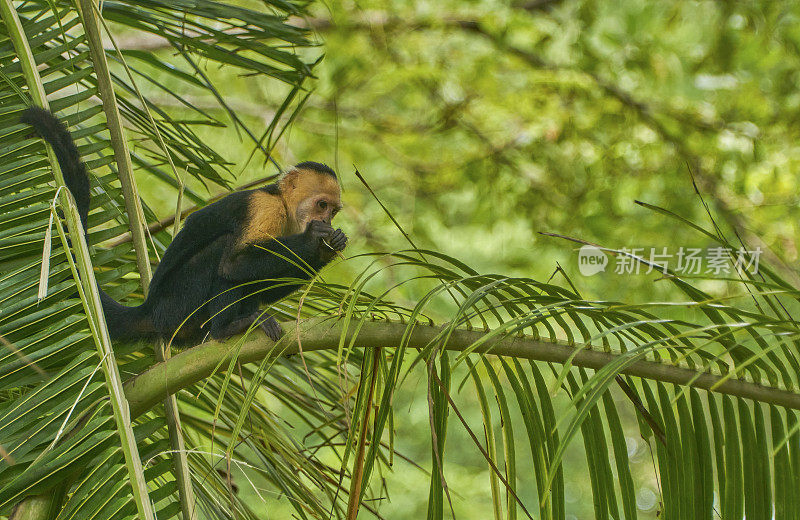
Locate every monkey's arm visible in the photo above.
<box><xmin>219</xmin><ymin>221</ymin><xmax>344</xmax><ymax>282</ymax></box>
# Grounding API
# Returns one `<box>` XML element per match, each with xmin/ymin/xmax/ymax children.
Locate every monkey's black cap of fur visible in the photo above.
<box><xmin>295</xmin><ymin>161</ymin><xmax>336</xmax><ymax>179</ymax></box>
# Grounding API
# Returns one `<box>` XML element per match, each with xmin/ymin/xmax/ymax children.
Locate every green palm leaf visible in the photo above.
<box><xmin>0</xmin><ymin>0</ymin><xmax>319</xmax><ymax>519</ymax></box>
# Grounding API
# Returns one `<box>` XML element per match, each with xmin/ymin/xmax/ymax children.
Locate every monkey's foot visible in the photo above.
<box><xmin>259</xmin><ymin>316</ymin><xmax>284</xmax><ymax>342</ymax></box>
<box><xmin>213</xmin><ymin>314</ymin><xmax>257</xmax><ymax>339</ymax></box>
<box><xmin>213</xmin><ymin>313</ymin><xmax>282</xmax><ymax>341</ymax></box>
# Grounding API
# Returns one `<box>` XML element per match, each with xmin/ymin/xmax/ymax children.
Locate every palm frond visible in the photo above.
<box><xmin>110</xmin><ymin>235</ymin><xmax>800</xmax><ymax>519</ymax></box>
<box><xmin>0</xmin><ymin>0</ymin><xmax>320</xmax><ymax>519</ymax></box>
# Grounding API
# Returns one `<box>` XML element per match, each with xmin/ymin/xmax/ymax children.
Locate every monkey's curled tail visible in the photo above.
<box><xmin>21</xmin><ymin>107</ymin><xmax>152</xmax><ymax>341</ymax></box>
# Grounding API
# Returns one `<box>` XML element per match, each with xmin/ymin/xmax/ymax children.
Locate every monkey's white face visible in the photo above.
<box><xmin>283</xmin><ymin>168</ymin><xmax>341</xmax><ymax>233</ymax></box>
<box><xmin>297</xmin><ymin>193</ymin><xmax>342</xmax><ymax>227</ymax></box>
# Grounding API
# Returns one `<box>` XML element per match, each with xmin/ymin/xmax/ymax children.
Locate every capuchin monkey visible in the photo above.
<box><xmin>22</xmin><ymin>107</ymin><xmax>347</xmax><ymax>344</ymax></box>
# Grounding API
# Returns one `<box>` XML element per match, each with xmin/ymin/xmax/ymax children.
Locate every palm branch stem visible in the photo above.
<box><xmin>78</xmin><ymin>3</ymin><xmax>197</xmax><ymax>518</ymax></box>
<box><xmin>125</xmin><ymin>318</ymin><xmax>800</xmax><ymax>418</ymax></box>
<box><xmin>6</xmin><ymin>489</ymin><xmax>63</xmax><ymax>520</ymax></box>
<box><xmin>77</xmin><ymin>0</ymin><xmax>152</xmax><ymax>289</ymax></box>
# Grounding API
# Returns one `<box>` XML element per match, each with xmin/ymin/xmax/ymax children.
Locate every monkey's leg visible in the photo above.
<box><xmin>212</xmin><ymin>312</ymin><xmax>283</xmax><ymax>341</ymax></box>
<box><xmin>208</xmin><ymin>282</ymin><xmax>257</xmax><ymax>339</ymax></box>
<box><xmin>212</xmin><ymin>313</ymin><xmax>257</xmax><ymax>338</ymax></box>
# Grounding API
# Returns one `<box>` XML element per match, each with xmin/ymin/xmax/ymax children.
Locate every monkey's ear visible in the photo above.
<box><xmin>281</xmin><ymin>169</ymin><xmax>299</xmax><ymax>190</ymax></box>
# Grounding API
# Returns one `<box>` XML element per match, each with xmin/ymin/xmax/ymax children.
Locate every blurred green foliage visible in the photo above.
<box><xmin>116</xmin><ymin>0</ymin><xmax>800</xmax><ymax>517</ymax></box>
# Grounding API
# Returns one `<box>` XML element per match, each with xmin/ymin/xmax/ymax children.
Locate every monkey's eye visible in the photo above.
<box><xmin>318</xmin><ymin>200</ymin><xmax>328</xmax><ymax>210</ymax></box>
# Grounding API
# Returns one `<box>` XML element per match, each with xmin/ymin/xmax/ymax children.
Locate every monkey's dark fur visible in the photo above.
<box><xmin>22</xmin><ymin>107</ymin><xmax>347</xmax><ymax>344</ymax></box>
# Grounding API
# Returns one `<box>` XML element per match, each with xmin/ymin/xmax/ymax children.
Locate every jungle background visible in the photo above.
<box><xmin>3</xmin><ymin>0</ymin><xmax>800</xmax><ymax>519</ymax></box>
<box><xmin>117</xmin><ymin>0</ymin><xmax>800</xmax><ymax>519</ymax></box>
<box><xmin>116</xmin><ymin>0</ymin><xmax>800</xmax><ymax>518</ymax></box>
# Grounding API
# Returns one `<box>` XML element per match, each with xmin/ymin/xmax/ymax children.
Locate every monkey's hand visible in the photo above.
<box><xmin>327</xmin><ymin>228</ymin><xmax>348</xmax><ymax>251</ymax></box>
<box><xmin>305</xmin><ymin>220</ymin><xmax>347</xmax><ymax>256</ymax></box>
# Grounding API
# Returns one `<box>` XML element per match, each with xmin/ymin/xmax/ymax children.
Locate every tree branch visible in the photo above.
<box><xmin>124</xmin><ymin>317</ymin><xmax>800</xmax><ymax>417</ymax></box>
